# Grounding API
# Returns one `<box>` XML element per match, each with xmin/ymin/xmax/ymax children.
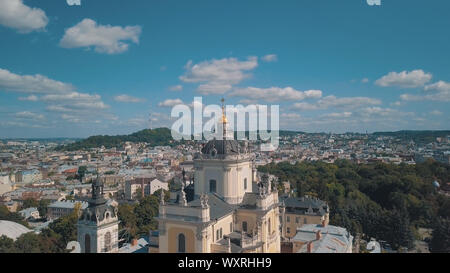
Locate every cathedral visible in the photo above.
<box><xmin>154</xmin><ymin>101</ymin><xmax>281</xmax><ymax>253</ymax></box>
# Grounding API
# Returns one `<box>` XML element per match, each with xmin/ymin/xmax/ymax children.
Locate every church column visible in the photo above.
<box><xmin>194</xmin><ymin>165</ymin><xmax>203</xmax><ymax>196</ymax></box>
<box><xmin>236</xmin><ymin>166</ymin><xmax>242</xmax><ymax>202</ymax></box>
<box><xmin>222</xmin><ymin>166</ymin><xmax>231</xmax><ymax>202</ymax></box>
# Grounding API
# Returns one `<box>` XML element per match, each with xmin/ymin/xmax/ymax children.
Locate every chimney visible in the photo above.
<box><xmin>307</xmin><ymin>241</ymin><xmax>313</xmax><ymax>253</ymax></box>
<box><xmin>316</xmin><ymin>230</ymin><xmax>322</xmax><ymax>240</ymax></box>
<box><xmin>131</xmin><ymin>239</ymin><xmax>138</xmax><ymax>247</ymax></box>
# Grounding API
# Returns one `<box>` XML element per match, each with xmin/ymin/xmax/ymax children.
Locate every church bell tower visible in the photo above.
<box><xmin>77</xmin><ymin>175</ymin><xmax>119</xmax><ymax>253</ymax></box>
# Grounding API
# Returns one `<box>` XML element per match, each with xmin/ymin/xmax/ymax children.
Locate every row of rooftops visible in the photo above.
<box><xmin>279</xmin><ymin>194</ymin><xmax>329</xmax><ymax>216</ymax></box>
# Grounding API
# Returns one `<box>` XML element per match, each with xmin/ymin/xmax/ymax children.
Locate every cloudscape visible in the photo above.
<box><xmin>0</xmin><ymin>0</ymin><xmax>449</xmax><ymax>138</ymax></box>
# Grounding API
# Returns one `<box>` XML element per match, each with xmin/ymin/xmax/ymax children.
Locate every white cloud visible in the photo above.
<box><xmin>0</xmin><ymin>121</ymin><xmax>48</xmax><ymax>128</ymax></box>
<box><xmin>114</xmin><ymin>94</ymin><xmax>145</xmax><ymax>103</ymax></box>
<box><xmin>391</xmin><ymin>101</ymin><xmax>403</xmax><ymax>107</ymax></box>
<box><xmin>281</xmin><ymin>113</ymin><xmax>301</xmax><ymax>119</ymax></box>
<box><xmin>46</xmin><ymin>105</ymin><xmax>73</xmax><ymax>113</ymax></box>
<box><xmin>424</xmin><ymin>81</ymin><xmax>450</xmax><ymax>92</ymax></box>
<box><xmin>59</xmin><ymin>18</ymin><xmax>142</xmax><ymax>54</ymax></box>
<box><xmin>61</xmin><ymin>114</ymin><xmax>81</xmax><ymax>123</ymax></box>
<box><xmin>375</xmin><ymin>70</ymin><xmax>432</xmax><ymax>88</ymax></box>
<box><xmin>292</xmin><ymin>95</ymin><xmax>381</xmax><ymax>111</ymax></box>
<box><xmin>197</xmin><ymin>83</ymin><xmax>232</xmax><ymax>95</ymax></box>
<box><xmin>41</xmin><ymin>92</ymin><xmax>100</xmax><ymax>102</ymax></box>
<box><xmin>18</xmin><ymin>95</ymin><xmax>38</xmax><ymax>101</ymax></box>
<box><xmin>361</xmin><ymin>78</ymin><xmax>369</xmax><ymax>83</ymax></box>
<box><xmin>0</xmin><ymin>68</ymin><xmax>110</xmax><ymax>121</ymax></box>
<box><xmin>323</xmin><ymin>112</ymin><xmax>353</xmax><ymax>118</ymax></box>
<box><xmin>0</xmin><ymin>0</ymin><xmax>48</xmax><ymax>33</ymax></box>
<box><xmin>180</xmin><ymin>57</ymin><xmax>258</xmax><ymax>95</ymax></box>
<box><xmin>400</xmin><ymin>81</ymin><xmax>450</xmax><ymax>102</ymax></box>
<box><xmin>40</xmin><ymin>91</ymin><xmax>109</xmax><ymax>110</ymax></box>
<box><xmin>169</xmin><ymin>85</ymin><xmax>183</xmax><ymax>92</ymax></box>
<box><xmin>429</xmin><ymin>110</ymin><xmax>443</xmax><ymax>116</ymax></box>
<box><xmin>0</xmin><ymin>68</ymin><xmax>75</xmax><ymax>94</ymax></box>
<box><xmin>230</xmin><ymin>87</ymin><xmax>322</xmax><ymax>103</ymax></box>
<box><xmin>261</xmin><ymin>54</ymin><xmax>278</xmax><ymax>62</ymax></box>
<box><xmin>359</xmin><ymin>107</ymin><xmax>414</xmax><ymax>118</ymax></box>
<box><xmin>158</xmin><ymin>98</ymin><xmax>184</xmax><ymax>107</ymax></box>
<box><xmin>14</xmin><ymin>111</ymin><xmax>44</xmax><ymax>120</ymax></box>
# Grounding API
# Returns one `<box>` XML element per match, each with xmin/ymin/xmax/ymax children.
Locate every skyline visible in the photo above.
<box><xmin>0</xmin><ymin>0</ymin><xmax>449</xmax><ymax>138</ymax></box>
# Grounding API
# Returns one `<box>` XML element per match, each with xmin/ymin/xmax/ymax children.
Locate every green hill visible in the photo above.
<box><xmin>56</xmin><ymin>128</ymin><xmax>175</xmax><ymax>151</ymax></box>
<box><xmin>373</xmin><ymin>130</ymin><xmax>450</xmax><ymax>144</ymax></box>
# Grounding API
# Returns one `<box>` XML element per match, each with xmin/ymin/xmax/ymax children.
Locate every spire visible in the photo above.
<box><xmin>90</xmin><ymin>162</ymin><xmax>106</xmax><ymax>206</ymax></box>
<box><xmin>220</xmin><ymin>98</ymin><xmax>228</xmax><ymax>139</ymax></box>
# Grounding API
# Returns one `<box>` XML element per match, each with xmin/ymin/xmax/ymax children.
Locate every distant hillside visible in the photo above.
<box><xmin>373</xmin><ymin>130</ymin><xmax>450</xmax><ymax>144</ymax></box>
<box><xmin>56</xmin><ymin>128</ymin><xmax>175</xmax><ymax>151</ymax></box>
<box><xmin>55</xmin><ymin>129</ymin><xmax>450</xmax><ymax>151</ymax></box>
<box><xmin>56</xmin><ymin>129</ymin><xmax>305</xmax><ymax>151</ymax></box>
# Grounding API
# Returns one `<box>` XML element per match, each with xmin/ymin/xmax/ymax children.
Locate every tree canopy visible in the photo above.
<box><xmin>259</xmin><ymin>159</ymin><xmax>450</xmax><ymax>250</ymax></box>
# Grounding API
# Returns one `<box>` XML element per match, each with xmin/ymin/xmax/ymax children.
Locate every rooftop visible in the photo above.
<box><xmin>48</xmin><ymin>200</ymin><xmax>88</xmax><ymax>209</ymax></box>
<box><xmin>0</xmin><ymin>220</ymin><xmax>33</xmax><ymax>240</ymax></box>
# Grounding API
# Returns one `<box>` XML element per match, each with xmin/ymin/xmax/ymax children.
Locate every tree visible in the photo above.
<box><xmin>134</xmin><ymin>195</ymin><xmax>159</xmax><ymax>234</ymax></box>
<box><xmin>0</xmin><ymin>235</ymin><xmax>15</xmax><ymax>253</ymax></box>
<box><xmin>37</xmin><ymin>199</ymin><xmax>51</xmax><ymax>218</ymax></box>
<box><xmin>21</xmin><ymin>198</ymin><xmax>38</xmax><ymax>210</ymax></box>
<box><xmin>48</xmin><ymin>210</ymin><xmax>79</xmax><ymax>247</ymax></box>
<box><xmin>430</xmin><ymin>217</ymin><xmax>450</xmax><ymax>253</ymax></box>
<box><xmin>259</xmin><ymin>159</ymin><xmax>450</xmax><ymax>250</ymax></box>
<box><xmin>77</xmin><ymin>166</ymin><xmax>87</xmax><ymax>182</ymax></box>
<box><xmin>0</xmin><ymin>205</ymin><xmax>29</xmax><ymax>227</ymax></box>
<box><xmin>118</xmin><ymin>203</ymin><xmax>138</xmax><ymax>240</ymax></box>
<box><xmin>13</xmin><ymin>233</ymin><xmax>43</xmax><ymax>253</ymax></box>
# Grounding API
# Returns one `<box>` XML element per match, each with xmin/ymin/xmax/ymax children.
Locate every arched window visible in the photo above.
<box><xmin>244</xmin><ymin>178</ymin><xmax>248</xmax><ymax>190</ymax></box>
<box><xmin>85</xmin><ymin>234</ymin><xmax>91</xmax><ymax>253</ymax></box>
<box><xmin>268</xmin><ymin>218</ymin><xmax>271</xmax><ymax>234</ymax></box>
<box><xmin>242</xmin><ymin>221</ymin><xmax>248</xmax><ymax>233</ymax></box>
<box><xmin>104</xmin><ymin>232</ymin><xmax>112</xmax><ymax>252</ymax></box>
<box><xmin>178</xmin><ymin>233</ymin><xmax>186</xmax><ymax>253</ymax></box>
<box><xmin>209</xmin><ymin>180</ymin><xmax>217</xmax><ymax>193</ymax></box>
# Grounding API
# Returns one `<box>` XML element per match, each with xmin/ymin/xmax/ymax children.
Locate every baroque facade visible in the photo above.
<box><xmin>155</xmin><ymin>102</ymin><xmax>281</xmax><ymax>253</ymax></box>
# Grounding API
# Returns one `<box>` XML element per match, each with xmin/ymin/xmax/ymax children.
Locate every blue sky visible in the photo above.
<box><xmin>0</xmin><ymin>0</ymin><xmax>449</xmax><ymax>138</ymax></box>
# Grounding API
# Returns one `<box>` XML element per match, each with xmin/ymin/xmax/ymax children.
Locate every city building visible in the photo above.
<box><xmin>77</xmin><ymin>177</ymin><xmax>119</xmax><ymax>253</ymax></box>
<box><xmin>288</xmin><ymin>223</ymin><xmax>353</xmax><ymax>253</ymax></box>
<box><xmin>279</xmin><ymin>195</ymin><xmax>330</xmax><ymax>238</ymax></box>
<box><xmin>125</xmin><ymin>177</ymin><xmax>168</xmax><ymax>200</ymax></box>
<box><xmin>47</xmin><ymin>200</ymin><xmax>88</xmax><ymax>220</ymax></box>
<box><xmin>18</xmin><ymin>207</ymin><xmax>40</xmax><ymax>220</ymax></box>
<box><xmin>15</xmin><ymin>169</ymin><xmax>42</xmax><ymax>184</ymax></box>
